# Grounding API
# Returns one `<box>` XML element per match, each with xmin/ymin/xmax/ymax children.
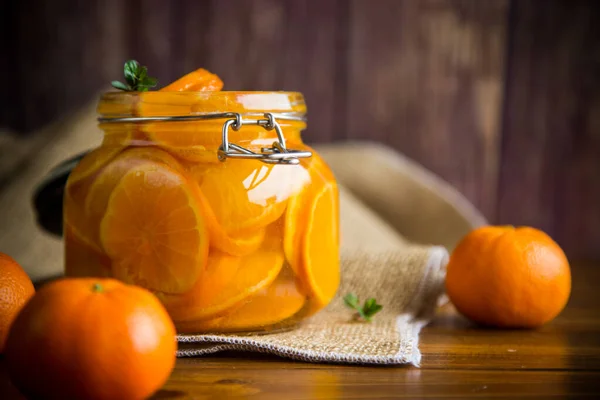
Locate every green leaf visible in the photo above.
<box><xmin>114</xmin><ymin>60</ymin><xmax>158</xmax><ymax>92</ymax></box>
<box><xmin>344</xmin><ymin>293</ymin><xmax>359</xmax><ymax>309</ymax></box>
<box><xmin>140</xmin><ymin>76</ymin><xmax>158</xmax><ymax>88</ymax></box>
<box><xmin>343</xmin><ymin>293</ymin><xmax>383</xmax><ymax>322</ymax></box>
<box><xmin>111</xmin><ymin>81</ymin><xmax>131</xmax><ymax>91</ymax></box>
<box><xmin>124</xmin><ymin>60</ymin><xmax>139</xmax><ymax>79</ymax></box>
<box><xmin>362</xmin><ymin>298</ymin><xmax>383</xmax><ymax>319</ymax></box>
<box><xmin>138</xmin><ymin>66</ymin><xmax>148</xmax><ymax>80</ymax></box>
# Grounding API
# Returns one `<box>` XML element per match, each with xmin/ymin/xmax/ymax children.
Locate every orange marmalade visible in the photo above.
<box><xmin>63</xmin><ymin>91</ymin><xmax>340</xmax><ymax>333</ymax></box>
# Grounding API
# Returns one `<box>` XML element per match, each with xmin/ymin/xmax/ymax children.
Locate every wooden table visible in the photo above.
<box><xmin>1</xmin><ymin>263</ymin><xmax>599</xmax><ymax>399</ymax></box>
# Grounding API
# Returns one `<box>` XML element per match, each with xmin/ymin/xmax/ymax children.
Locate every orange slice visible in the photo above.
<box><xmin>284</xmin><ymin>152</ymin><xmax>339</xmax><ymax>312</ymax></box>
<box><xmin>144</xmin><ymin>121</ymin><xmax>221</xmax><ymax>163</ymax></box>
<box><xmin>64</xmin><ymin>147</ymin><xmax>128</xmax><ymax>252</ymax></box>
<box><xmin>159</xmin><ymin>236</ymin><xmax>284</xmax><ymax>322</ymax></box>
<box><xmin>102</xmin><ymin>127</ymin><xmax>148</xmax><ymax>147</ymax></box>
<box><xmin>142</xmin><ymin>67</ymin><xmax>222</xmax><ymax>162</ymax></box>
<box><xmin>283</xmin><ymin>153</ymin><xmax>334</xmax><ymax>275</ymax></box>
<box><xmin>176</xmin><ymin>269</ymin><xmax>305</xmax><ymax>333</ymax></box>
<box><xmin>85</xmin><ymin>147</ymin><xmax>185</xmax><ymax>246</ymax></box>
<box><xmin>64</xmin><ymin>225</ymin><xmax>112</xmax><ymax>278</ymax></box>
<box><xmin>160</xmin><ymin>68</ymin><xmax>224</xmax><ymax>92</ymax></box>
<box><xmin>301</xmin><ymin>181</ymin><xmax>340</xmax><ymax>312</ymax></box>
<box><xmin>67</xmin><ymin>146</ymin><xmax>126</xmax><ymax>186</ymax></box>
<box><xmin>199</xmin><ymin>160</ymin><xmax>307</xmax><ymax>234</ymax></box>
<box><xmin>198</xmin><ymin>192</ymin><xmax>266</xmax><ymax>257</ymax></box>
<box><xmin>100</xmin><ymin>162</ymin><xmax>209</xmax><ymax>294</ymax></box>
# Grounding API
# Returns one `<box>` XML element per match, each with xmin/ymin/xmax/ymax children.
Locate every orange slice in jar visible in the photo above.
<box><xmin>283</xmin><ymin>152</ymin><xmax>334</xmax><ymax>274</ymax></box>
<box><xmin>300</xmin><ymin>180</ymin><xmax>340</xmax><ymax>313</ymax></box>
<box><xmin>284</xmin><ymin>152</ymin><xmax>340</xmax><ymax>312</ymax></box>
<box><xmin>99</xmin><ymin>161</ymin><xmax>209</xmax><ymax>294</ymax></box>
<box><xmin>84</xmin><ymin>147</ymin><xmax>185</xmax><ymax>246</ymax></box>
<box><xmin>143</xmin><ymin>120</ymin><xmax>221</xmax><ymax>164</ymax></box>
<box><xmin>159</xmin><ymin>235</ymin><xmax>284</xmax><ymax>322</ymax></box>
<box><xmin>64</xmin><ymin>146</ymin><xmax>129</xmax><ymax>252</ymax></box>
<box><xmin>199</xmin><ymin>160</ymin><xmax>306</xmax><ymax>234</ymax></box>
<box><xmin>196</xmin><ymin>191</ymin><xmax>266</xmax><ymax>257</ymax></box>
<box><xmin>160</xmin><ymin>68</ymin><xmax>224</xmax><ymax>92</ymax></box>
<box><xmin>140</xmin><ymin>68</ymin><xmax>223</xmax><ymax>162</ymax></box>
<box><xmin>64</xmin><ymin>225</ymin><xmax>112</xmax><ymax>278</ymax></box>
<box><xmin>67</xmin><ymin>145</ymin><xmax>126</xmax><ymax>186</ymax></box>
<box><xmin>175</xmin><ymin>268</ymin><xmax>305</xmax><ymax>333</ymax></box>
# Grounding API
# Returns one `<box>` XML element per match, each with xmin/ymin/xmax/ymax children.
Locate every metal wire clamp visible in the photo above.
<box><xmin>218</xmin><ymin>113</ymin><xmax>311</xmax><ymax>165</ymax></box>
<box><xmin>98</xmin><ymin>112</ymin><xmax>311</xmax><ymax>165</ymax></box>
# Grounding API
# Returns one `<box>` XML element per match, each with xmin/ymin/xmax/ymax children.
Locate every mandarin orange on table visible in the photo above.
<box><xmin>0</xmin><ymin>253</ymin><xmax>34</xmax><ymax>353</ymax></box>
<box><xmin>4</xmin><ymin>278</ymin><xmax>176</xmax><ymax>400</ymax></box>
<box><xmin>445</xmin><ymin>226</ymin><xmax>572</xmax><ymax>328</ymax></box>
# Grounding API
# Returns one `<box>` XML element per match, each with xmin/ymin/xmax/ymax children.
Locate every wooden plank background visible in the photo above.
<box><xmin>0</xmin><ymin>0</ymin><xmax>599</xmax><ymax>260</ymax></box>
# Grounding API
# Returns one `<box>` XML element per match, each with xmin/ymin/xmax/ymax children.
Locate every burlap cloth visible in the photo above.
<box><xmin>0</xmin><ymin>103</ymin><xmax>486</xmax><ymax>366</ymax></box>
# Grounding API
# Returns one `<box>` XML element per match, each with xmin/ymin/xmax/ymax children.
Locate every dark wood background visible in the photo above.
<box><xmin>1</xmin><ymin>0</ymin><xmax>599</xmax><ymax>260</ymax></box>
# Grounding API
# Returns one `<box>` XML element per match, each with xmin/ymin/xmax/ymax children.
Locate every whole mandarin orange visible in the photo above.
<box><xmin>0</xmin><ymin>252</ymin><xmax>34</xmax><ymax>353</ymax></box>
<box><xmin>5</xmin><ymin>278</ymin><xmax>176</xmax><ymax>400</ymax></box>
<box><xmin>445</xmin><ymin>226</ymin><xmax>571</xmax><ymax>328</ymax></box>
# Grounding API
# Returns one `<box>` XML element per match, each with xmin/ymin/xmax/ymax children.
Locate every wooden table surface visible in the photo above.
<box><xmin>1</xmin><ymin>262</ymin><xmax>599</xmax><ymax>399</ymax></box>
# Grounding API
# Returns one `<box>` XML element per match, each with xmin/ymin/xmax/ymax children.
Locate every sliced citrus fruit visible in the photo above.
<box><xmin>176</xmin><ymin>268</ymin><xmax>305</xmax><ymax>333</ymax></box>
<box><xmin>160</xmin><ymin>68</ymin><xmax>224</xmax><ymax>92</ymax></box>
<box><xmin>300</xmin><ymin>181</ymin><xmax>340</xmax><ymax>313</ymax></box>
<box><xmin>64</xmin><ymin>183</ymin><xmax>101</xmax><ymax>253</ymax></box>
<box><xmin>64</xmin><ymin>145</ymin><xmax>132</xmax><ymax>251</ymax></box>
<box><xmin>84</xmin><ymin>147</ymin><xmax>185</xmax><ymax>246</ymax></box>
<box><xmin>159</xmin><ymin>236</ymin><xmax>284</xmax><ymax>322</ymax></box>
<box><xmin>199</xmin><ymin>160</ymin><xmax>308</xmax><ymax>234</ymax></box>
<box><xmin>64</xmin><ymin>225</ymin><xmax>111</xmax><ymax>278</ymax></box>
<box><xmin>144</xmin><ymin>121</ymin><xmax>222</xmax><ymax>163</ymax></box>
<box><xmin>283</xmin><ymin>152</ymin><xmax>334</xmax><ymax>275</ymax></box>
<box><xmin>140</xmin><ymin>67</ymin><xmax>224</xmax><ymax>161</ymax></box>
<box><xmin>214</xmin><ymin>268</ymin><xmax>305</xmax><ymax>330</ymax></box>
<box><xmin>102</xmin><ymin>127</ymin><xmax>148</xmax><ymax>147</ymax></box>
<box><xmin>284</xmin><ymin>152</ymin><xmax>339</xmax><ymax>313</ymax></box>
<box><xmin>100</xmin><ymin>162</ymin><xmax>209</xmax><ymax>294</ymax></box>
<box><xmin>66</xmin><ymin>146</ymin><xmax>126</xmax><ymax>186</ymax></box>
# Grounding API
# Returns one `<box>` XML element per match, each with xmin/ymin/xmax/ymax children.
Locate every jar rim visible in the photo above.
<box><xmin>97</xmin><ymin>91</ymin><xmax>307</xmax><ymax>119</ymax></box>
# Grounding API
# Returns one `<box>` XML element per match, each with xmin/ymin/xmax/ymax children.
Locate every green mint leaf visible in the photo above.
<box><xmin>357</xmin><ymin>308</ymin><xmax>370</xmax><ymax>321</ymax></box>
<box><xmin>138</xmin><ymin>66</ymin><xmax>148</xmax><ymax>80</ymax></box>
<box><xmin>111</xmin><ymin>81</ymin><xmax>131</xmax><ymax>91</ymax></box>
<box><xmin>124</xmin><ymin>60</ymin><xmax>139</xmax><ymax>77</ymax></box>
<box><xmin>140</xmin><ymin>76</ymin><xmax>158</xmax><ymax>88</ymax></box>
<box><xmin>362</xmin><ymin>298</ymin><xmax>383</xmax><ymax>319</ymax></box>
<box><xmin>116</xmin><ymin>60</ymin><xmax>158</xmax><ymax>91</ymax></box>
<box><xmin>344</xmin><ymin>293</ymin><xmax>359</xmax><ymax>309</ymax></box>
<box><xmin>344</xmin><ymin>294</ymin><xmax>382</xmax><ymax>322</ymax></box>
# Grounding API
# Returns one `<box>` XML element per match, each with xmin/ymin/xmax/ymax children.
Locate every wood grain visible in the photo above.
<box><xmin>1</xmin><ymin>262</ymin><xmax>599</xmax><ymax>399</ymax></box>
<box><xmin>498</xmin><ymin>0</ymin><xmax>600</xmax><ymax>260</ymax></box>
<box><xmin>346</xmin><ymin>0</ymin><xmax>508</xmax><ymax>220</ymax></box>
<box><xmin>204</xmin><ymin>0</ymin><xmax>344</xmax><ymax>144</ymax></box>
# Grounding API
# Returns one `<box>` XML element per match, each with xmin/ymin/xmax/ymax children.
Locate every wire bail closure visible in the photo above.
<box><xmin>98</xmin><ymin>111</ymin><xmax>311</xmax><ymax>165</ymax></box>
<box><xmin>218</xmin><ymin>113</ymin><xmax>312</xmax><ymax>165</ymax></box>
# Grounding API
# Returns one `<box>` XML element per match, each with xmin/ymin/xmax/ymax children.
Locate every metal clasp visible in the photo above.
<box><xmin>217</xmin><ymin>113</ymin><xmax>312</xmax><ymax>165</ymax></box>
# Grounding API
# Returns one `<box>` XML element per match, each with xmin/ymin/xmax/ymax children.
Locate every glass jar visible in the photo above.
<box><xmin>63</xmin><ymin>91</ymin><xmax>340</xmax><ymax>333</ymax></box>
